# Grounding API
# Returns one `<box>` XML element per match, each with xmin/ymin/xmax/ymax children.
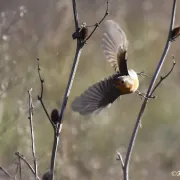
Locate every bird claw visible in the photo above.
<box><xmin>136</xmin><ymin>90</ymin><xmax>156</xmax><ymax>100</ymax></box>
<box><xmin>136</xmin><ymin>91</ymin><xmax>146</xmax><ymax>99</ymax></box>
<box><xmin>137</xmin><ymin>71</ymin><xmax>149</xmax><ymax>78</ymax></box>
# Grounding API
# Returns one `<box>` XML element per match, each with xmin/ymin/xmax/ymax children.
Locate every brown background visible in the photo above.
<box><xmin>0</xmin><ymin>0</ymin><xmax>180</xmax><ymax>179</ymax></box>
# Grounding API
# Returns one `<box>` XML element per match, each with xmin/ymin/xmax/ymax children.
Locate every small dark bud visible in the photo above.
<box><xmin>72</xmin><ymin>29</ymin><xmax>80</xmax><ymax>39</ymax></box>
<box><xmin>80</xmin><ymin>26</ymin><xmax>88</xmax><ymax>41</ymax></box>
<box><xmin>37</xmin><ymin>95</ymin><xmax>40</xmax><ymax>100</ymax></box>
<box><xmin>72</xmin><ymin>23</ymin><xmax>88</xmax><ymax>41</ymax></box>
<box><xmin>171</xmin><ymin>26</ymin><xmax>180</xmax><ymax>41</ymax></box>
<box><xmin>42</xmin><ymin>170</ymin><xmax>52</xmax><ymax>180</ymax></box>
<box><xmin>51</xmin><ymin>109</ymin><xmax>59</xmax><ymax>124</ymax></box>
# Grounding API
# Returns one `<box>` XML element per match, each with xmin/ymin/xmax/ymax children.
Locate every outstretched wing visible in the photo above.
<box><xmin>102</xmin><ymin>20</ymin><xmax>129</xmax><ymax>75</ymax></box>
<box><xmin>71</xmin><ymin>75</ymin><xmax>121</xmax><ymax>115</ymax></box>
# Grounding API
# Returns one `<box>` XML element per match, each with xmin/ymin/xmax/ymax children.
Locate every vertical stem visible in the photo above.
<box><xmin>28</xmin><ymin>89</ymin><xmax>39</xmax><ymax>179</ymax></box>
<box><xmin>123</xmin><ymin>1</ymin><xmax>177</xmax><ymax>179</ymax></box>
<box><xmin>50</xmin><ymin>42</ymin><xmax>83</xmax><ymax>180</ymax></box>
<box><xmin>50</xmin><ymin>1</ymin><xmax>83</xmax><ymax>179</ymax></box>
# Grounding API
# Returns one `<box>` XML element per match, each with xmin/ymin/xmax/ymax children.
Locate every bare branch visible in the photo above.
<box><xmin>85</xmin><ymin>0</ymin><xmax>109</xmax><ymax>42</ymax></box>
<box><xmin>28</xmin><ymin>89</ymin><xmax>39</xmax><ymax>179</ymax></box>
<box><xmin>37</xmin><ymin>58</ymin><xmax>55</xmax><ymax>129</ymax></box>
<box><xmin>49</xmin><ymin>1</ymin><xmax>110</xmax><ymax>179</ymax></box>
<box><xmin>18</xmin><ymin>157</ymin><xmax>22</xmax><ymax>180</ymax></box>
<box><xmin>123</xmin><ymin>1</ymin><xmax>177</xmax><ymax>180</ymax></box>
<box><xmin>0</xmin><ymin>166</ymin><xmax>16</xmax><ymax>180</ymax></box>
<box><xmin>150</xmin><ymin>58</ymin><xmax>176</xmax><ymax>96</ymax></box>
<box><xmin>116</xmin><ymin>151</ymin><xmax>124</xmax><ymax>170</ymax></box>
<box><xmin>15</xmin><ymin>152</ymin><xmax>36</xmax><ymax>177</ymax></box>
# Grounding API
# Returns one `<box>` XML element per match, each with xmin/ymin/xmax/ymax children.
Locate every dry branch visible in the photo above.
<box><xmin>15</xmin><ymin>152</ymin><xmax>37</xmax><ymax>178</ymax></box>
<box><xmin>0</xmin><ymin>166</ymin><xmax>15</xmax><ymax>180</ymax></box>
<box><xmin>47</xmin><ymin>0</ymin><xmax>109</xmax><ymax>179</ymax></box>
<box><xmin>27</xmin><ymin>89</ymin><xmax>39</xmax><ymax>179</ymax></box>
<box><xmin>37</xmin><ymin>58</ymin><xmax>55</xmax><ymax>129</ymax></box>
<box><xmin>120</xmin><ymin>1</ymin><xmax>178</xmax><ymax>180</ymax></box>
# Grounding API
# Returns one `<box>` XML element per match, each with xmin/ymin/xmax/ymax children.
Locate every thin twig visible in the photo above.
<box><xmin>0</xmin><ymin>166</ymin><xmax>16</xmax><ymax>180</ymax></box>
<box><xmin>28</xmin><ymin>89</ymin><xmax>39</xmax><ymax>179</ymax></box>
<box><xmin>135</xmin><ymin>90</ymin><xmax>156</xmax><ymax>100</ymax></box>
<box><xmin>150</xmin><ymin>59</ymin><xmax>176</xmax><ymax>96</ymax></box>
<box><xmin>18</xmin><ymin>157</ymin><xmax>22</xmax><ymax>180</ymax></box>
<box><xmin>84</xmin><ymin>0</ymin><xmax>109</xmax><ymax>42</ymax></box>
<box><xmin>123</xmin><ymin>1</ymin><xmax>177</xmax><ymax>180</ymax></box>
<box><xmin>116</xmin><ymin>151</ymin><xmax>124</xmax><ymax>170</ymax></box>
<box><xmin>37</xmin><ymin>58</ymin><xmax>54</xmax><ymax>129</ymax></box>
<box><xmin>13</xmin><ymin>160</ymin><xmax>19</xmax><ymax>180</ymax></box>
<box><xmin>15</xmin><ymin>152</ymin><xmax>36</xmax><ymax>176</ymax></box>
<box><xmin>137</xmin><ymin>71</ymin><xmax>149</xmax><ymax>78</ymax></box>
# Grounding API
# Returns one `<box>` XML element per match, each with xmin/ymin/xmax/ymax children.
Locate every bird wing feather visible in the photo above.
<box><xmin>102</xmin><ymin>20</ymin><xmax>129</xmax><ymax>75</ymax></box>
<box><xmin>71</xmin><ymin>75</ymin><xmax>121</xmax><ymax>115</ymax></box>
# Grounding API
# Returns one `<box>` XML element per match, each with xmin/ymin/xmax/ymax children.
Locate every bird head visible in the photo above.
<box><xmin>114</xmin><ymin>69</ymin><xmax>139</xmax><ymax>94</ymax></box>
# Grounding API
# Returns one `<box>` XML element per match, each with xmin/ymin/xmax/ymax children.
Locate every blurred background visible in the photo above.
<box><xmin>0</xmin><ymin>0</ymin><xmax>180</xmax><ymax>179</ymax></box>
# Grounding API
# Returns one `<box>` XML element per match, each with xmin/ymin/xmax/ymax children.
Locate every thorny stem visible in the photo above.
<box><xmin>123</xmin><ymin>1</ymin><xmax>177</xmax><ymax>180</ymax></box>
<box><xmin>28</xmin><ymin>89</ymin><xmax>39</xmax><ymax>180</ymax></box>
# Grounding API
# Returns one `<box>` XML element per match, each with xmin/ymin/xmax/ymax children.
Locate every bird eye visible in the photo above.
<box><xmin>121</xmin><ymin>80</ymin><xmax>125</xmax><ymax>84</ymax></box>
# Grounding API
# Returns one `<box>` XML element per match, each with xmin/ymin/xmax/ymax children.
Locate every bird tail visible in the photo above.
<box><xmin>71</xmin><ymin>75</ymin><xmax>121</xmax><ymax>115</ymax></box>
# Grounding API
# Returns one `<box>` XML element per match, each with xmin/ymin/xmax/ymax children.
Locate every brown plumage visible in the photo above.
<box><xmin>71</xmin><ymin>20</ymin><xmax>139</xmax><ymax>115</ymax></box>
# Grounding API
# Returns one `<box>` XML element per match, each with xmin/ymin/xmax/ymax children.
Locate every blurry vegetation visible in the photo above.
<box><xmin>0</xmin><ymin>0</ymin><xmax>180</xmax><ymax>180</ymax></box>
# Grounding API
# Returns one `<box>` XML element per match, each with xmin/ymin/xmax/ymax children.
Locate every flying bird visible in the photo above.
<box><xmin>71</xmin><ymin>20</ymin><xmax>139</xmax><ymax>115</ymax></box>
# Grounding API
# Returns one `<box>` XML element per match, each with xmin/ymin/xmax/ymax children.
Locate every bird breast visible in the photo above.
<box><xmin>114</xmin><ymin>69</ymin><xmax>139</xmax><ymax>94</ymax></box>
<box><xmin>128</xmin><ymin>69</ymin><xmax>139</xmax><ymax>92</ymax></box>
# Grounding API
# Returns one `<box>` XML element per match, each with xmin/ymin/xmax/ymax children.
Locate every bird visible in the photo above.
<box><xmin>71</xmin><ymin>20</ymin><xmax>139</xmax><ymax>115</ymax></box>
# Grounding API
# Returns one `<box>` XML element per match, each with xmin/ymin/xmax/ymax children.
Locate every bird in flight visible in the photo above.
<box><xmin>71</xmin><ymin>20</ymin><xmax>139</xmax><ymax>115</ymax></box>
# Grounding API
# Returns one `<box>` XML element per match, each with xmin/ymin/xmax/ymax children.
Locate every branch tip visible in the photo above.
<box><xmin>84</xmin><ymin>0</ymin><xmax>109</xmax><ymax>42</ymax></box>
<box><xmin>116</xmin><ymin>151</ymin><xmax>124</xmax><ymax>170</ymax></box>
<box><xmin>37</xmin><ymin>57</ymin><xmax>52</xmax><ymax>126</ymax></box>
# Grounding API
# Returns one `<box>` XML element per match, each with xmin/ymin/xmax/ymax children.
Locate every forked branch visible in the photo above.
<box><xmin>15</xmin><ymin>152</ymin><xmax>35</xmax><ymax>176</ymax></box>
<box><xmin>150</xmin><ymin>58</ymin><xmax>176</xmax><ymax>96</ymax></box>
<box><xmin>37</xmin><ymin>58</ymin><xmax>54</xmax><ymax>129</ymax></box>
<box><xmin>118</xmin><ymin>1</ymin><xmax>178</xmax><ymax>180</ymax></box>
<box><xmin>84</xmin><ymin>0</ymin><xmax>109</xmax><ymax>42</ymax></box>
<box><xmin>27</xmin><ymin>89</ymin><xmax>39</xmax><ymax>179</ymax></box>
<box><xmin>48</xmin><ymin>0</ymin><xmax>109</xmax><ymax>180</ymax></box>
